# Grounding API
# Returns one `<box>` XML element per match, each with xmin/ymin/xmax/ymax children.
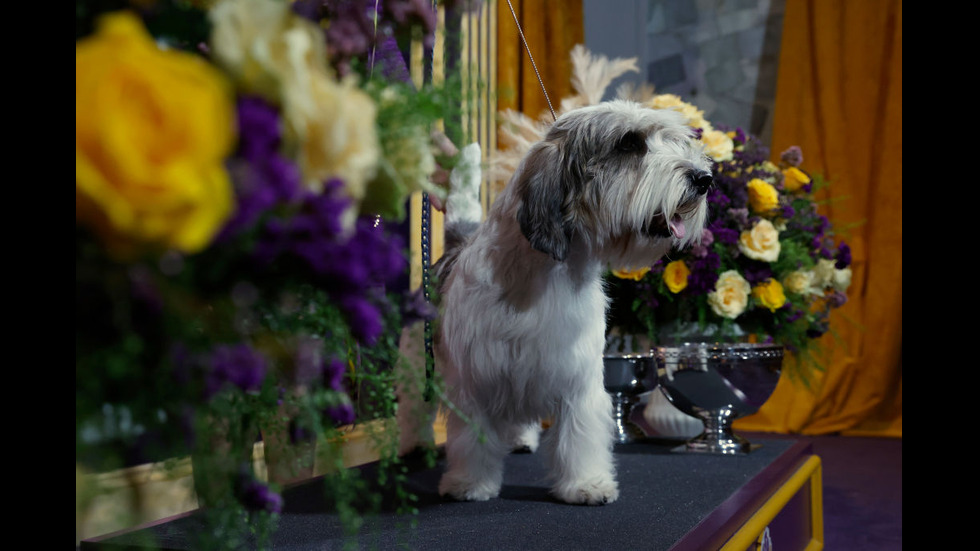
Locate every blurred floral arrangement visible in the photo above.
<box><xmin>76</xmin><ymin>0</ymin><xmax>472</xmax><ymax>547</ymax></box>
<box><xmin>497</xmin><ymin>45</ymin><xmax>853</xmax><ymax>381</ymax></box>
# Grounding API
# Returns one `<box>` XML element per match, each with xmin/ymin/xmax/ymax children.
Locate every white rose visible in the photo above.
<box><xmin>707</xmin><ymin>270</ymin><xmax>751</xmax><ymax>319</ymax></box>
<box><xmin>701</xmin><ymin>129</ymin><xmax>734</xmax><ymax>162</ymax></box>
<box><xmin>782</xmin><ymin>270</ymin><xmax>814</xmax><ymax>295</ymax></box>
<box><xmin>810</xmin><ymin>258</ymin><xmax>837</xmax><ymax>291</ymax></box>
<box><xmin>738</xmin><ymin>219</ymin><xmax>781</xmax><ymax>262</ymax></box>
<box><xmin>832</xmin><ymin>267</ymin><xmax>852</xmax><ymax>292</ymax></box>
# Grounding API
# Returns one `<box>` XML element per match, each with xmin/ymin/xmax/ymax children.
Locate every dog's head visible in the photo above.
<box><xmin>513</xmin><ymin>100</ymin><xmax>712</xmax><ymax>265</ymax></box>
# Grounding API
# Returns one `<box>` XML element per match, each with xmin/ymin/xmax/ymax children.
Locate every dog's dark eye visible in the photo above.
<box><xmin>615</xmin><ymin>131</ymin><xmax>647</xmax><ymax>155</ymax></box>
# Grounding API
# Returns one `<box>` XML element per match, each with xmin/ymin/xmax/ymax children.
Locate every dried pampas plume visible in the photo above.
<box><xmin>493</xmin><ymin>45</ymin><xmax>643</xmax><ymax>186</ymax></box>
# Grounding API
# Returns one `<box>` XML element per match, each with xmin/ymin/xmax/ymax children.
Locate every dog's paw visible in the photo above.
<box><xmin>438</xmin><ymin>474</ymin><xmax>501</xmax><ymax>502</ymax></box>
<box><xmin>552</xmin><ymin>477</ymin><xmax>619</xmax><ymax>506</ymax></box>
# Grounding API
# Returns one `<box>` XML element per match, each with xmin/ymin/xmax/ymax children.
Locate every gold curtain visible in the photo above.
<box><xmin>735</xmin><ymin>0</ymin><xmax>902</xmax><ymax>437</ymax></box>
<box><xmin>496</xmin><ymin>0</ymin><xmax>583</xmax><ymax>122</ymax></box>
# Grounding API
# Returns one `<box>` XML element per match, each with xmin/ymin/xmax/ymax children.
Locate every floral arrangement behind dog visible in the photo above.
<box><xmin>497</xmin><ymin>45</ymin><xmax>853</xmax><ymax>381</ymax></box>
<box><xmin>76</xmin><ymin>0</ymin><xmax>469</xmax><ymax>547</ymax></box>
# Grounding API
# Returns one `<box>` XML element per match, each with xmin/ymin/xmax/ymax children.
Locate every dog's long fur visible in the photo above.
<box><xmin>407</xmin><ymin>100</ymin><xmax>712</xmax><ymax>505</ymax></box>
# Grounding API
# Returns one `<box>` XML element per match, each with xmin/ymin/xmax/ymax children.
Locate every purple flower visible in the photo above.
<box><xmin>827</xmin><ymin>290</ymin><xmax>848</xmax><ymax>308</ymax></box>
<box><xmin>326</xmin><ymin>403</ymin><xmax>356</xmax><ymax>426</ymax></box>
<box><xmin>218</xmin><ymin>97</ymin><xmax>303</xmax><ymax>241</ymax></box>
<box><xmin>324</xmin><ymin>359</ymin><xmax>348</xmax><ymax>393</ymax></box>
<box><xmin>835</xmin><ymin>242</ymin><xmax>852</xmax><ymax>269</ymax></box>
<box><xmin>236</xmin><ymin>473</ymin><xmax>283</xmax><ymax>514</ymax></box>
<box><xmin>341</xmin><ymin>295</ymin><xmax>384</xmax><ymax>344</ymax></box>
<box><xmin>780</xmin><ymin>146</ymin><xmax>804</xmax><ymax>167</ymax></box>
<box><xmin>205</xmin><ymin>344</ymin><xmax>268</xmax><ymax>399</ymax></box>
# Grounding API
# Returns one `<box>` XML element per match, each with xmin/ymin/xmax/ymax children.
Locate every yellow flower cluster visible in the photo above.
<box><xmin>751</xmin><ymin>279</ymin><xmax>786</xmax><ymax>313</ymax></box>
<box><xmin>747</xmin><ymin>178</ymin><xmax>779</xmax><ymax>213</ymax></box>
<box><xmin>646</xmin><ymin>94</ymin><xmax>734</xmax><ymax>162</ymax></box>
<box><xmin>75</xmin><ymin>12</ymin><xmax>236</xmax><ymax>257</ymax></box>
<box><xmin>662</xmin><ymin>260</ymin><xmax>690</xmax><ymax>294</ymax></box>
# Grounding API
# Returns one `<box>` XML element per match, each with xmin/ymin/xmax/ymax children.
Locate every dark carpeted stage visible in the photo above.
<box><xmin>82</xmin><ymin>434</ymin><xmax>835</xmax><ymax>550</ymax></box>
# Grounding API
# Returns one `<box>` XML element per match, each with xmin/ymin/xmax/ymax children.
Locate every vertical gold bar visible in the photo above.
<box><xmin>409</xmin><ymin>27</ymin><xmax>425</xmax><ymax>290</ymax></box>
<box><xmin>430</xmin><ymin>4</ymin><xmax>446</xmax><ymax>264</ymax></box>
<box><xmin>487</xmin><ymin>0</ymin><xmax>498</xmax><ymax>206</ymax></box>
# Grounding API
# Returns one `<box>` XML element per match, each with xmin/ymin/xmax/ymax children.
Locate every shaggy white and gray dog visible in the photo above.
<box><xmin>403</xmin><ymin>100</ymin><xmax>712</xmax><ymax>505</ymax></box>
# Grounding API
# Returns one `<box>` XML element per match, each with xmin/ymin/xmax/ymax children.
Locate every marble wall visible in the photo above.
<box><xmin>583</xmin><ymin>0</ymin><xmax>785</xmax><ymax>144</ymax></box>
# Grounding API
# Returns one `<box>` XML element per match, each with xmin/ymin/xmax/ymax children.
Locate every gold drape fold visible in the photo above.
<box><xmin>735</xmin><ymin>0</ymin><xmax>902</xmax><ymax>437</ymax></box>
<box><xmin>496</xmin><ymin>0</ymin><xmax>583</xmax><ymax>122</ymax></box>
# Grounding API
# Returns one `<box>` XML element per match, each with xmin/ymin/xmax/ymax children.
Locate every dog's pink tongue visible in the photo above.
<box><xmin>669</xmin><ymin>215</ymin><xmax>686</xmax><ymax>240</ymax></box>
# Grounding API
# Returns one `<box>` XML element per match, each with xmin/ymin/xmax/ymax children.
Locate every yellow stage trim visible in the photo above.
<box><xmin>720</xmin><ymin>454</ymin><xmax>824</xmax><ymax>551</ymax></box>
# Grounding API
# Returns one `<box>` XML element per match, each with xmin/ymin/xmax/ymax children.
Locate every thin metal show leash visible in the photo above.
<box><xmin>419</xmin><ymin>1</ymin><xmax>556</xmax><ymax>400</ymax></box>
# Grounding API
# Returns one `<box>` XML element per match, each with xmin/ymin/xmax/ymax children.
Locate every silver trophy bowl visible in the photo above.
<box><xmin>602</xmin><ymin>353</ymin><xmax>657</xmax><ymax>444</ymax></box>
<box><xmin>653</xmin><ymin>342</ymin><xmax>783</xmax><ymax>454</ymax></box>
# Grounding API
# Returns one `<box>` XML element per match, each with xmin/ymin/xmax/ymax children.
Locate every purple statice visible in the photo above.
<box><xmin>340</xmin><ymin>294</ymin><xmax>385</xmax><ymax>344</ymax></box>
<box><xmin>218</xmin><ymin>97</ymin><xmax>303</xmax><ymax>242</ymax></box>
<box><xmin>326</xmin><ymin>402</ymin><xmax>356</xmax><ymax>426</ymax></box>
<box><xmin>236</xmin><ymin>474</ymin><xmax>284</xmax><ymax>514</ymax></box>
<box><xmin>383</xmin><ymin>0</ymin><xmax>438</xmax><ymax>48</ymax></box>
<box><xmin>780</xmin><ymin>146</ymin><xmax>804</xmax><ymax>167</ymax></box>
<box><xmin>324</xmin><ymin>358</ymin><xmax>348</xmax><ymax>393</ymax></box>
<box><xmin>835</xmin><ymin>242</ymin><xmax>852</xmax><ymax>269</ymax></box>
<box><xmin>686</xmin><ymin>251</ymin><xmax>721</xmax><ymax>295</ymax></box>
<box><xmin>708</xmin><ymin>220</ymin><xmax>739</xmax><ymax>246</ymax></box>
<box><xmin>204</xmin><ymin>343</ymin><xmax>268</xmax><ymax>399</ymax></box>
<box><xmin>784</xmin><ymin>308</ymin><xmax>804</xmax><ymax>323</ymax></box>
<box><xmin>779</xmin><ymin>202</ymin><xmax>796</xmax><ymax>220</ymax></box>
<box><xmin>827</xmin><ymin>290</ymin><xmax>848</xmax><ymax>308</ymax></box>
<box><xmin>740</xmin><ymin>263</ymin><xmax>774</xmax><ymax>286</ymax></box>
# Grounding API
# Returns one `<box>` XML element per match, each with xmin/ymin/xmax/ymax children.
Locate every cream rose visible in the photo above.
<box><xmin>701</xmin><ymin>129</ymin><xmax>734</xmax><ymax>162</ymax></box>
<box><xmin>738</xmin><ymin>219</ymin><xmax>781</xmax><ymax>262</ymax></box>
<box><xmin>809</xmin><ymin>258</ymin><xmax>836</xmax><ymax>290</ymax></box>
<box><xmin>209</xmin><ymin>0</ymin><xmax>380</xmax><ymax>221</ymax></box>
<box><xmin>707</xmin><ymin>270</ymin><xmax>751</xmax><ymax>319</ymax></box>
<box><xmin>832</xmin><ymin>266</ymin><xmax>852</xmax><ymax>292</ymax></box>
<box><xmin>782</xmin><ymin>270</ymin><xmax>814</xmax><ymax>295</ymax></box>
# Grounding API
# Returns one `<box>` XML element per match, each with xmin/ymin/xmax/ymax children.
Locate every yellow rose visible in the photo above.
<box><xmin>752</xmin><ymin>279</ymin><xmax>786</xmax><ymax>312</ymax></box>
<box><xmin>701</xmin><ymin>129</ymin><xmax>734</xmax><ymax>162</ymax></box>
<box><xmin>738</xmin><ymin>219</ymin><xmax>781</xmax><ymax>262</ymax></box>
<box><xmin>707</xmin><ymin>270</ymin><xmax>751</xmax><ymax>319</ymax></box>
<box><xmin>76</xmin><ymin>12</ymin><xmax>235</xmax><ymax>257</ymax></box>
<box><xmin>782</xmin><ymin>166</ymin><xmax>811</xmax><ymax>192</ymax></box>
<box><xmin>648</xmin><ymin>94</ymin><xmax>712</xmax><ymax>131</ymax></box>
<box><xmin>612</xmin><ymin>266</ymin><xmax>650</xmax><ymax>281</ymax></box>
<box><xmin>662</xmin><ymin>260</ymin><xmax>691</xmax><ymax>294</ymax></box>
<box><xmin>747</xmin><ymin>178</ymin><xmax>779</xmax><ymax>213</ymax></box>
<box><xmin>210</xmin><ymin>0</ymin><xmax>380</xmax><ymax>220</ymax></box>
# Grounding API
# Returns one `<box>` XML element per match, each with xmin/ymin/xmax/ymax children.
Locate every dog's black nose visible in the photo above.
<box><xmin>691</xmin><ymin>171</ymin><xmax>713</xmax><ymax>195</ymax></box>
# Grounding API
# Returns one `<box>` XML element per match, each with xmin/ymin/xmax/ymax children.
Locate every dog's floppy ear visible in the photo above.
<box><xmin>516</xmin><ymin>142</ymin><xmax>577</xmax><ymax>262</ymax></box>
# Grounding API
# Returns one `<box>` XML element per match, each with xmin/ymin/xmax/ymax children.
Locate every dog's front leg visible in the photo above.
<box><xmin>544</xmin><ymin>386</ymin><xmax>620</xmax><ymax>505</ymax></box>
<box><xmin>438</xmin><ymin>409</ymin><xmax>508</xmax><ymax>501</ymax></box>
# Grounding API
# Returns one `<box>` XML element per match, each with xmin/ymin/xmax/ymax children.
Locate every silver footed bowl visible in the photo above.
<box><xmin>654</xmin><ymin>342</ymin><xmax>783</xmax><ymax>454</ymax></box>
<box><xmin>602</xmin><ymin>353</ymin><xmax>657</xmax><ymax>444</ymax></box>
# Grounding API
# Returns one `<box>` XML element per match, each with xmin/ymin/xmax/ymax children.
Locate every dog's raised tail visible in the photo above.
<box><xmin>433</xmin><ymin>143</ymin><xmax>483</xmax><ymax>291</ymax></box>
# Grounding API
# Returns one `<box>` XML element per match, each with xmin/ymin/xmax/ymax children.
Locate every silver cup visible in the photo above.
<box><xmin>653</xmin><ymin>342</ymin><xmax>783</xmax><ymax>454</ymax></box>
<box><xmin>602</xmin><ymin>354</ymin><xmax>657</xmax><ymax>444</ymax></box>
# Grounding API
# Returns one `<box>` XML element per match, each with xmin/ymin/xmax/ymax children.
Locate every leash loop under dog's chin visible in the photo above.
<box><xmin>506</xmin><ymin>0</ymin><xmax>557</xmax><ymax>122</ymax></box>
